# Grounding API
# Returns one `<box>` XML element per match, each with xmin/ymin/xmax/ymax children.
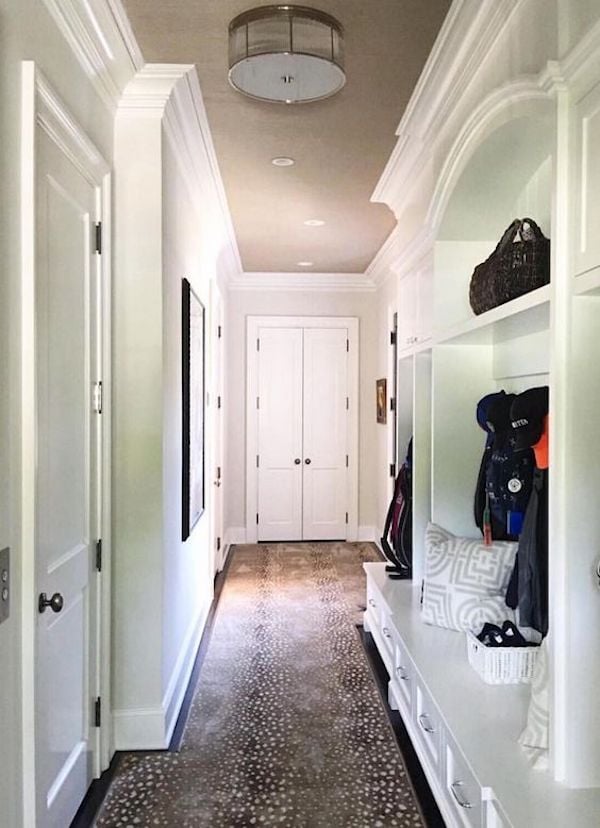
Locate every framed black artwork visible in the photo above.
<box><xmin>182</xmin><ymin>278</ymin><xmax>205</xmax><ymax>540</ymax></box>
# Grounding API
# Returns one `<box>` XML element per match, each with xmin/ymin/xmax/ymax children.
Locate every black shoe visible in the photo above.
<box><xmin>500</xmin><ymin>620</ymin><xmax>529</xmax><ymax>648</ymax></box>
<box><xmin>477</xmin><ymin>623</ymin><xmax>504</xmax><ymax>646</ymax></box>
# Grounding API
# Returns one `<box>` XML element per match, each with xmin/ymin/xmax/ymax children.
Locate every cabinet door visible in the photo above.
<box><xmin>575</xmin><ymin>80</ymin><xmax>600</xmax><ymax>277</ymax></box>
<box><xmin>257</xmin><ymin>327</ymin><xmax>303</xmax><ymax>541</ymax></box>
<box><xmin>399</xmin><ymin>271</ymin><xmax>418</xmax><ymax>349</ymax></box>
<box><xmin>302</xmin><ymin>328</ymin><xmax>348</xmax><ymax>540</ymax></box>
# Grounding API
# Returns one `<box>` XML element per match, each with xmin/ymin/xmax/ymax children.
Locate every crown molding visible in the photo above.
<box><xmin>372</xmin><ymin>0</ymin><xmax>523</xmax><ymax>215</ymax></box>
<box><xmin>231</xmin><ymin>272</ymin><xmax>376</xmax><ymax>293</ymax></box>
<box><xmin>118</xmin><ymin>65</ymin><xmax>242</xmax><ymax>286</ymax></box>
<box><xmin>105</xmin><ymin>0</ymin><xmax>145</xmax><ymax>72</ymax></box>
<box><xmin>364</xmin><ymin>230</ymin><xmax>404</xmax><ymax>286</ymax></box>
<box><xmin>41</xmin><ymin>0</ymin><xmax>143</xmax><ymax>111</ymax></box>
<box><xmin>559</xmin><ymin>18</ymin><xmax>600</xmax><ymax>94</ymax></box>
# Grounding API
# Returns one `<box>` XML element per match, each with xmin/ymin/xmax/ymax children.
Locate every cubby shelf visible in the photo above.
<box><xmin>434</xmin><ymin>284</ymin><xmax>551</xmax><ymax>346</ymax></box>
<box><xmin>573</xmin><ymin>266</ymin><xmax>600</xmax><ymax>296</ymax></box>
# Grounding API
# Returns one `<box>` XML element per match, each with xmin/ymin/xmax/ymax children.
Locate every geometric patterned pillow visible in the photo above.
<box><xmin>421</xmin><ymin>523</ymin><xmax>517</xmax><ymax>632</ymax></box>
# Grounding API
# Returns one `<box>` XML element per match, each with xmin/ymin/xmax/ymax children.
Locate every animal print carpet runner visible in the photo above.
<box><xmin>96</xmin><ymin>543</ymin><xmax>424</xmax><ymax>827</ymax></box>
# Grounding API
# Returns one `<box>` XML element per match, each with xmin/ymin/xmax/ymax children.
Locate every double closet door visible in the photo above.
<box><xmin>248</xmin><ymin>318</ymin><xmax>358</xmax><ymax>542</ymax></box>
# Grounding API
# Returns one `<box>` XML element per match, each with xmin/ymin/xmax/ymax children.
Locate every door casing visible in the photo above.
<box><xmin>246</xmin><ymin>316</ymin><xmax>359</xmax><ymax>544</ymax></box>
<box><xmin>20</xmin><ymin>62</ymin><xmax>113</xmax><ymax>825</ymax></box>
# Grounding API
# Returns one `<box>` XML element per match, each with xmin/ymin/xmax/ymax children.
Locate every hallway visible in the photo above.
<box><xmin>96</xmin><ymin>544</ymin><xmax>424</xmax><ymax>827</ymax></box>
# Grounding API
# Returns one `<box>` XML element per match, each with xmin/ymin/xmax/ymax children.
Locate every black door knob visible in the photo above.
<box><xmin>305</xmin><ymin>458</ymin><xmax>311</xmax><ymax>465</ymax></box>
<box><xmin>38</xmin><ymin>592</ymin><xmax>64</xmax><ymax>614</ymax></box>
<box><xmin>294</xmin><ymin>458</ymin><xmax>301</xmax><ymax>465</ymax></box>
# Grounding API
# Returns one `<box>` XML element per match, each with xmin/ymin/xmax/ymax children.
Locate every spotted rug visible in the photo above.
<box><xmin>95</xmin><ymin>543</ymin><xmax>425</xmax><ymax>827</ymax></box>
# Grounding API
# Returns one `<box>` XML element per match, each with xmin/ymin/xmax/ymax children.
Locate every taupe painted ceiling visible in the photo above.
<box><xmin>123</xmin><ymin>1</ymin><xmax>451</xmax><ymax>273</ymax></box>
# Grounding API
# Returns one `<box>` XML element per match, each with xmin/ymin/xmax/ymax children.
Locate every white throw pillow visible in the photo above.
<box><xmin>421</xmin><ymin>523</ymin><xmax>517</xmax><ymax>632</ymax></box>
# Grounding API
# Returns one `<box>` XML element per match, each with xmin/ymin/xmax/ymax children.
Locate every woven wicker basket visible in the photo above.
<box><xmin>466</xmin><ymin>630</ymin><xmax>539</xmax><ymax>685</ymax></box>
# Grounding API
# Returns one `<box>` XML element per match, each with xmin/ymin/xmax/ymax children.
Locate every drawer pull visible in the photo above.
<box><xmin>382</xmin><ymin>627</ymin><xmax>391</xmax><ymax>639</ymax></box>
<box><xmin>368</xmin><ymin>598</ymin><xmax>376</xmax><ymax>607</ymax></box>
<box><xmin>450</xmin><ymin>781</ymin><xmax>473</xmax><ymax>810</ymax></box>
<box><xmin>396</xmin><ymin>666</ymin><xmax>410</xmax><ymax>681</ymax></box>
<box><xmin>418</xmin><ymin>713</ymin><xmax>435</xmax><ymax>734</ymax></box>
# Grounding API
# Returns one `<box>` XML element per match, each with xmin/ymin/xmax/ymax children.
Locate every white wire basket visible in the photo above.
<box><xmin>466</xmin><ymin>631</ymin><xmax>539</xmax><ymax>685</ymax></box>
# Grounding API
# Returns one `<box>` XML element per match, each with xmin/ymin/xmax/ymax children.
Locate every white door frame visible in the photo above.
<box><xmin>20</xmin><ymin>62</ymin><xmax>113</xmax><ymax>823</ymax></box>
<box><xmin>209</xmin><ymin>281</ymin><xmax>225</xmax><ymax>571</ymax></box>
<box><xmin>246</xmin><ymin>316</ymin><xmax>359</xmax><ymax>544</ymax></box>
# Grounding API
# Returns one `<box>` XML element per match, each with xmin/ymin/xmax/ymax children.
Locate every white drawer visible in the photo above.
<box><xmin>445</xmin><ymin>737</ymin><xmax>483</xmax><ymax>828</ymax></box>
<box><xmin>366</xmin><ymin>582</ymin><xmax>381</xmax><ymax>626</ymax></box>
<box><xmin>485</xmin><ymin>798</ymin><xmax>510</xmax><ymax>828</ymax></box>
<box><xmin>414</xmin><ymin>679</ymin><xmax>442</xmax><ymax>769</ymax></box>
<box><xmin>379</xmin><ymin>609</ymin><xmax>394</xmax><ymax>661</ymax></box>
<box><xmin>391</xmin><ymin>631</ymin><xmax>414</xmax><ymax>718</ymax></box>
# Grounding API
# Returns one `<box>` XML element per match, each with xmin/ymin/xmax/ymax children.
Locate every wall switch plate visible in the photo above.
<box><xmin>0</xmin><ymin>548</ymin><xmax>9</xmax><ymax>625</ymax></box>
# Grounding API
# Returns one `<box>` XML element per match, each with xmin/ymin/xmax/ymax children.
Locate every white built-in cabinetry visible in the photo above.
<box><xmin>368</xmin><ymin>1</ymin><xmax>600</xmax><ymax>824</ymax></box>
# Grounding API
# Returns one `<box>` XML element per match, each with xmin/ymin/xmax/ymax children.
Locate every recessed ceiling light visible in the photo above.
<box><xmin>304</xmin><ymin>219</ymin><xmax>325</xmax><ymax>226</ymax></box>
<box><xmin>271</xmin><ymin>157</ymin><xmax>295</xmax><ymax>167</ymax></box>
<box><xmin>297</xmin><ymin>261</ymin><xmax>314</xmax><ymax>267</ymax></box>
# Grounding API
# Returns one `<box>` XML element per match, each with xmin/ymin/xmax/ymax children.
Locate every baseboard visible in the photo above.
<box><xmin>358</xmin><ymin>525</ymin><xmax>376</xmax><ymax>542</ymax></box>
<box><xmin>372</xmin><ymin>529</ymin><xmax>384</xmax><ymax>554</ymax></box>
<box><xmin>113</xmin><ymin>603</ymin><xmax>210</xmax><ymax>751</ymax></box>
<box><xmin>225</xmin><ymin>526</ymin><xmax>247</xmax><ymax>545</ymax></box>
<box><xmin>162</xmin><ymin>603</ymin><xmax>210</xmax><ymax>746</ymax></box>
<box><xmin>113</xmin><ymin>707</ymin><xmax>166</xmax><ymax>751</ymax></box>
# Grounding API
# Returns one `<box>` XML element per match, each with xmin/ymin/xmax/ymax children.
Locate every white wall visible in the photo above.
<box><xmin>0</xmin><ymin>2</ymin><xmax>131</xmax><ymax>823</ymax></box>
<box><xmin>160</xmin><ymin>123</ymin><xmax>216</xmax><ymax>732</ymax></box>
<box><xmin>224</xmin><ymin>288</ymin><xmax>378</xmax><ymax>537</ymax></box>
<box><xmin>112</xmin><ymin>66</ymin><xmax>235</xmax><ymax>749</ymax></box>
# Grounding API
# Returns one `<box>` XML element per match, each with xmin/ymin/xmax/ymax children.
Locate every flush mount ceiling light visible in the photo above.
<box><xmin>304</xmin><ymin>219</ymin><xmax>325</xmax><ymax>226</ymax></box>
<box><xmin>271</xmin><ymin>156</ymin><xmax>295</xmax><ymax>166</ymax></box>
<box><xmin>297</xmin><ymin>261</ymin><xmax>314</xmax><ymax>267</ymax></box>
<box><xmin>228</xmin><ymin>5</ymin><xmax>345</xmax><ymax>104</ymax></box>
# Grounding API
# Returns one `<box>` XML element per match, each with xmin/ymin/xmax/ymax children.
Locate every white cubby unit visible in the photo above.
<box><xmin>368</xmin><ymin>2</ymin><xmax>600</xmax><ymax>824</ymax></box>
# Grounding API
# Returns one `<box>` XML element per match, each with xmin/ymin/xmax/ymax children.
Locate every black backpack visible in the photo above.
<box><xmin>381</xmin><ymin>440</ymin><xmax>412</xmax><ymax>579</ymax></box>
<box><xmin>474</xmin><ymin>393</ymin><xmax>534</xmax><ymax>541</ymax></box>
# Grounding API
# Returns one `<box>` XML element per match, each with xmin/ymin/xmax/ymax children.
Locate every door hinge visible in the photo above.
<box><xmin>92</xmin><ymin>381</ymin><xmax>103</xmax><ymax>414</ymax></box>
<box><xmin>345</xmin><ymin>512</ymin><xmax>349</xmax><ymax>524</ymax></box>
<box><xmin>94</xmin><ymin>697</ymin><xmax>101</xmax><ymax>727</ymax></box>
<box><xmin>217</xmin><ymin>536</ymin><xmax>221</xmax><ymax>551</ymax></box>
<box><xmin>94</xmin><ymin>222</ymin><xmax>102</xmax><ymax>255</ymax></box>
<box><xmin>218</xmin><ymin>324</ymin><xmax>222</xmax><ymax>339</ymax></box>
<box><xmin>95</xmin><ymin>539</ymin><xmax>102</xmax><ymax>572</ymax></box>
<box><xmin>217</xmin><ymin>395</ymin><xmax>222</xmax><ymax>409</ymax></box>
<box><xmin>390</xmin><ymin>463</ymin><xmax>396</xmax><ymax>478</ymax></box>
<box><xmin>346</xmin><ymin>338</ymin><xmax>349</xmax><ymax>352</ymax></box>
<box><xmin>390</xmin><ymin>331</ymin><xmax>396</xmax><ymax>346</ymax></box>
<box><xmin>346</xmin><ymin>455</ymin><xmax>349</xmax><ymax>468</ymax></box>
<box><xmin>217</xmin><ymin>466</ymin><xmax>222</xmax><ymax>480</ymax></box>
<box><xmin>257</xmin><ymin>338</ymin><xmax>260</xmax><ymax>351</ymax></box>
<box><xmin>346</xmin><ymin>397</ymin><xmax>349</xmax><ymax>410</ymax></box>
<box><xmin>256</xmin><ymin>512</ymin><xmax>259</xmax><ymax>525</ymax></box>
<box><xmin>256</xmin><ymin>455</ymin><xmax>260</xmax><ymax>468</ymax></box>
<box><xmin>390</xmin><ymin>397</ymin><xmax>396</xmax><ymax>412</ymax></box>
<box><xmin>256</xmin><ymin>396</ymin><xmax>260</xmax><ymax>410</ymax></box>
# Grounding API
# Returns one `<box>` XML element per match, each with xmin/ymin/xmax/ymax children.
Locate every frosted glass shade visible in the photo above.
<box><xmin>228</xmin><ymin>5</ymin><xmax>345</xmax><ymax>104</ymax></box>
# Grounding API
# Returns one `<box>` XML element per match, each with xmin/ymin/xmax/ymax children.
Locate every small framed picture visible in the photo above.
<box><xmin>376</xmin><ymin>378</ymin><xmax>387</xmax><ymax>424</ymax></box>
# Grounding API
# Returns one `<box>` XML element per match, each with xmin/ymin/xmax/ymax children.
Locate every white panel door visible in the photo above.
<box><xmin>302</xmin><ymin>328</ymin><xmax>348</xmax><ymax>540</ymax></box>
<box><xmin>35</xmin><ymin>129</ymin><xmax>99</xmax><ymax>828</ymax></box>
<box><xmin>257</xmin><ymin>328</ymin><xmax>303</xmax><ymax>541</ymax></box>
